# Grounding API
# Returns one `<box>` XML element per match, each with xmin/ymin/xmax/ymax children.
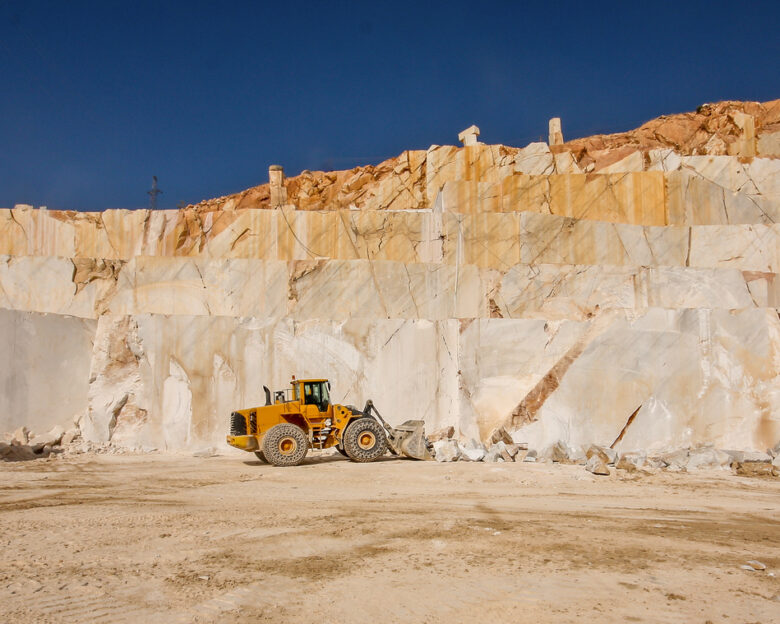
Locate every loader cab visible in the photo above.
<box><xmin>301</xmin><ymin>380</ymin><xmax>330</xmax><ymax>414</ymax></box>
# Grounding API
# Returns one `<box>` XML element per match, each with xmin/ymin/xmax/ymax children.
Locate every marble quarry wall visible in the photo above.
<box><xmin>2</xmin><ymin>99</ymin><xmax>779</xmax><ymax>454</ymax></box>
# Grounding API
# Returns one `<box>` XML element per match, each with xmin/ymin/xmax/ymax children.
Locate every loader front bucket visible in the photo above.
<box><xmin>386</xmin><ymin>420</ymin><xmax>434</xmax><ymax>461</ymax></box>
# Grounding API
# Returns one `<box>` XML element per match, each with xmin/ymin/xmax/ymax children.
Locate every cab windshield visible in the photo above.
<box><xmin>303</xmin><ymin>381</ymin><xmax>329</xmax><ymax>411</ymax></box>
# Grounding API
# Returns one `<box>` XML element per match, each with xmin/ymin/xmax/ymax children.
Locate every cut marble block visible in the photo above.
<box><xmin>458</xmin><ymin>309</ymin><xmax>780</xmax><ymax>453</ymax></box>
<box><xmin>442</xmin><ymin>171</ymin><xmax>667</xmax><ymax>226</ymax></box>
<box><xmin>666</xmin><ymin>169</ymin><xmax>780</xmax><ymax>225</ymax></box>
<box><xmin>494</xmin><ymin>264</ymin><xmax>780</xmax><ymax>319</ymax></box>
<box><xmin>0</xmin><ymin>309</ymin><xmax>96</xmax><ymax>433</ymax></box>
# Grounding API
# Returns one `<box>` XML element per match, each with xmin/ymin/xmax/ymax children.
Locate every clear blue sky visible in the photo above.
<box><xmin>1</xmin><ymin>0</ymin><xmax>777</xmax><ymax>211</ymax></box>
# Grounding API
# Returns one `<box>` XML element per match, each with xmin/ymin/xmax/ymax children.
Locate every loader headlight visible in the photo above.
<box><xmin>325</xmin><ymin>419</ymin><xmax>332</xmax><ymax>427</ymax></box>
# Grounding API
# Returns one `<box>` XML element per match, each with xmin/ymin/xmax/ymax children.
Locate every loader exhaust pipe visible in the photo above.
<box><xmin>263</xmin><ymin>385</ymin><xmax>272</xmax><ymax>406</ymax></box>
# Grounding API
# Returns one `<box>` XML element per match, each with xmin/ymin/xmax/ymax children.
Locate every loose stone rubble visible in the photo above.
<box><xmin>423</xmin><ymin>431</ymin><xmax>777</xmax><ymax>479</ymax></box>
<box><xmin>432</xmin><ymin>439</ymin><xmax>461</xmax><ymax>462</ymax></box>
<box><xmin>585</xmin><ymin>454</ymin><xmax>610</xmax><ymax>476</ymax></box>
<box><xmin>1</xmin><ymin>99</ymin><xmax>779</xmax><ymax>463</ymax></box>
<box><xmin>427</xmin><ymin>421</ymin><xmax>778</xmax><ymax>477</ymax></box>
<box><xmin>1</xmin><ymin>424</ymin><xmax>75</xmax><ymax>461</ymax></box>
<box><xmin>459</xmin><ymin>439</ymin><xmax>487</xmax><ymax>462</ymax></box>
<box><xmin>0</xmin><ymin>411</ymin><xmax>156</xmax><ymax>462</ymax></box>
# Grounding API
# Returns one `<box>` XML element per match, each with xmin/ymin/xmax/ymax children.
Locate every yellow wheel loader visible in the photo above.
<box><xmin>226</xmin><ymin>377</ymin><xmax>433</xmax><ymax>466</ymax></box>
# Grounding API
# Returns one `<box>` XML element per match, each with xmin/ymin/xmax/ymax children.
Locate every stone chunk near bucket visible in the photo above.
<box><xmin>433</xmin><ymin>439</ymin><xmax>460</xmax><ymax>462</ymax></box>
<box><xmin>585</xmin><ymin>454</ymin><xmax>610</xmax><ymax>476</ymax></box>
<box><xmin>460</xmin><ymin>439</ymin><xmax>486</xmax><ymax>462</ymax></box>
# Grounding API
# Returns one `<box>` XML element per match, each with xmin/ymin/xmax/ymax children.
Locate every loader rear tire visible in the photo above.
<box><xmin>261</xmin><ymin>423</ymin><xmax>308</xmax><ymax>467</ymax></box>
<box><xmin>336</xmin><ymin>445</ymin><xmax>348</xmax><ymax>457</ymax></box>
<box><xmin>343</xmin><ymin>418</ymin><xmax>388</xmax><ymax>463</ymax></box>
<box><xmin>254</xmin><ymin>451</ymin><xmax>268</xmax><ymax>463</ymax></box>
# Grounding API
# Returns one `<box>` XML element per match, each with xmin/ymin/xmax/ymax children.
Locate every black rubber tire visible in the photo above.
<box><xmin>254</xmin><ymin>451</ymin><xmax>268</xmax><ymax>463</ymax></box>
<box><xmin>343</xmin><ymin>418</ymin><xmax>388</xmax><ymax>463</ymax></box>
<box><xmin>336</xmin><ymin>446</ymin><xmax>349</xmax><ymax>457</ymax></box>
<box><xmin>261</xmin><ymin>423</ymin><xmax>309</xmax><ymax>467</ymax></box>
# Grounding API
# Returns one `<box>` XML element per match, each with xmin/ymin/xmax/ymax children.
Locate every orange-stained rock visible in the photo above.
<box><xmin>62</xmin><ymin>100</ymin><xmax>761</xmax><ymax>225</ymax></box>
<box><xmin>563</xmin><ymin>99</ymin><xmax>780</xmax><ymax>166</ymax></box>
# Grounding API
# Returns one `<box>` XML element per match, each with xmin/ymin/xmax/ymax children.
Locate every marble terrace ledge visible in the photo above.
<box><xmin>0</xmin><ymin>208</ymin><xmax>779</xmax><ymax>272</ymax></box>
<box><xmin>1</xmin><ymin>255</ymin><xmax>778</xmax><ymax>321</ymax></box>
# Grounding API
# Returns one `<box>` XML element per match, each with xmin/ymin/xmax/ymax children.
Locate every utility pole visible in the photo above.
<box><xmin>148</xmin><ymin>176</ymin><xmax>163</xmax><ymax>210</ymax></box>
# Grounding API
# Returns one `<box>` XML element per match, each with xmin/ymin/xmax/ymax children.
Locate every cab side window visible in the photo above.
<box><xmin>304</xmin><ymin>382</ymin><xmax>318</xmax><ymax>405</ymax></box>
<box><xmin>320</xmin><ymin>382</ymin><xmax>329</xmax><ymax>405</ymax></box>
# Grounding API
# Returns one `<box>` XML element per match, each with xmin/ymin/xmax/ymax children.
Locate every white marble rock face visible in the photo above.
<box><xmin>2</xmin><ymin>128</ymin><xmax>780</xmax><ymax>453</ymax></box>
<box><xmin>80</xmin><ymin>316</ymin><xmax>461</xmax><ymax>450</ymax></box>
<box><xmin>70</xmin><ymin>308</ymin><xmax>780</xmax><ymax>453</ymax></box>
<box><xmin>458</xmin><ymin>309</ymin><xmax>780</xmax><ymax>454</ymax></box>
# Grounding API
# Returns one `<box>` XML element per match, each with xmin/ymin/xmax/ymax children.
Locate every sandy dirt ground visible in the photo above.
<box><xmin>1</xmin><ymin>451</ymin><xmax>779</xmax><ymax>623</ymax></box>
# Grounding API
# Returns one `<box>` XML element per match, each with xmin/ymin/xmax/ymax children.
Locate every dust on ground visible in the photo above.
<box><xmin>1</xmin><ymin>452</ymin><xmax>779</xmax><ymax>623</ymax></box>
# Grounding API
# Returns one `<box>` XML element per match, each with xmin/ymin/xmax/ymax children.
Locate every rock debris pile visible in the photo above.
<box><xmin>430</xmin><ymin>427</ymin><xmax>780</xmax><ymax>478</ymax></box>
<box><xmin>0</xmin><ymin>420</ymin><xmax>135</xmax><ymax>462</ymax></box>
<box><xmin>1</xmin><ymin>99</ymin><xmax>779</xmax><ymax>459</ymax></box>
<box><xmin>0</xmin><ymin>425</ymin><xmax>70</xmax><ymax>461</ymax></box>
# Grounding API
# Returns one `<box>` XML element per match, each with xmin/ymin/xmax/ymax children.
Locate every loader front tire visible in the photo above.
<box><xmin>343</xmin><ymin>418</ymin><xmax>388</xmax><ymax>462</ymax></box>
<box><xmin>254</xmin><ymin>451</ymin><xmax>268</xmax><ymax>463</ymax></box>
<box><xmin>261</xmin><ymin>423</ymin><xmax>308</xmax><ymax>467</ymax></box>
